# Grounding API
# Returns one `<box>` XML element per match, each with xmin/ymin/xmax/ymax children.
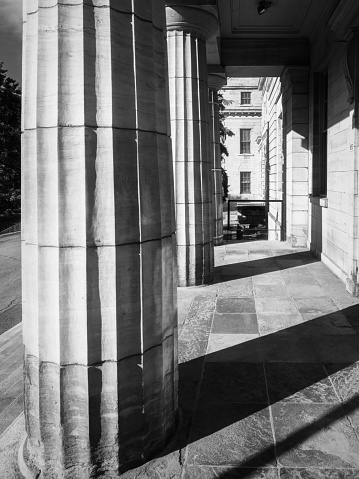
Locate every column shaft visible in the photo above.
<box><xmin>22</xmin><ymin>1</ymin><xmax>177</xmax><ymax>477</ymax></box>
<box><xmin>166</xmin><ymin>7</ymin><xmax>218</xmax><ymax>286</ymax></box>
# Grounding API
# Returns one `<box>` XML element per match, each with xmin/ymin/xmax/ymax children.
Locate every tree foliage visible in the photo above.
<box><xmin>218</xmin><ymin>92</ymin><xmax>234</xmax><ymax>201</ymax></box>
<box><xmin>0</xmin><ymin>63</ymin><xmax>21</xmax><ymax>216</ymax></box>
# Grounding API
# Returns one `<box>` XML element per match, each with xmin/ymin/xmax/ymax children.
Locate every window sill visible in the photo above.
<box><xmin>238</xmin><ymin>154</ymin><xmax>254</xmax><ymax>157</ymax></box>
<box><xmin>309</xmin><ymin>195</ymin><xmax>328</xmax><ymax>208</ymax></box>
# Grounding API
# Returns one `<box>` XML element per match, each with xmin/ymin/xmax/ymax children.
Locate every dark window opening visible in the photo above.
<box><xmin>240</xmin><ymin>129</ymin><xmax>251</xmax><ymax>154</ymax></box>
<box><xmin>241</xmin><ymin>92</ymin><xmax>251</xmax><ymax>105</ymax></box>
<box><xmin>240</xmin><ymin>172</ymin><xmax>251</xmax><ymax>194</ymax></box>
<box><xmin>313</xmin><ymin>72</ymin><xmax>328</xmax><ymax>196</ymax></box>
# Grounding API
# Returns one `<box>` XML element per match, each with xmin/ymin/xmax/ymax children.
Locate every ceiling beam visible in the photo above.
<box><xmin>165</xmin><ymin>1</ymin><xmax>217</xmax><ymax>5</ymax></box>
<box><xmin>221</xmin><ymin>38</ymin><xmax>310</xmax><ymax>67</ymax></box>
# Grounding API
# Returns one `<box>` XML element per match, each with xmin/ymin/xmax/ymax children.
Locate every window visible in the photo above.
<box><xmin>241</xmin><ymin>92</ymin><xmax>251</xmax><ymax>105</ymax></box>
<box><xmin>313</xmin><ymin>72</ymin><xmax>328</xmax><ymax>196</ymax></box>
<box><xmin>240</xmin><ymin>129</ymin><xmax>251</xmax><ymax>154</ymax></box>
<box><xmin>240</xmin><ymin>172</ymin><xmax>251</xmax><ymax>194</ymax></box>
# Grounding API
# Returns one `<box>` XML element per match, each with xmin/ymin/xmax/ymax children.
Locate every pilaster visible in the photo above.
<box><xmin>281</xmin><ymin>66</ymin><xmax>310</xmax><ymax>248</ymax></box>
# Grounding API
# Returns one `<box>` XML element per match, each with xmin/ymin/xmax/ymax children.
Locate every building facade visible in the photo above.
<box><xmin>222</xmin><ymin>78</ymin><xmax>264</xmax><ymax>200</ymax></box>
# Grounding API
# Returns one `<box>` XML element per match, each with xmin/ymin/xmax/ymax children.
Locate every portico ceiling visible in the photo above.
<box><xmin>218</xmin><ymin>0</ymin><xmax>330</xmax><ymax>38</ymax></box>
<box><xmin>166</xmin><ymin>0</ymin><xmax>349</xmax><ymax>76</ymax></box>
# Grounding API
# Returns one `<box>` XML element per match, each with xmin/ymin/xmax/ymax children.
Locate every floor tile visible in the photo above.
<box><xmin>254</xmin><ymin>285</ymin><xmax>290</xmax><ymax>298</ymax></box>
<box><xmin>184</xmin><ymin>465</ymin><xmax>279</xmax><ymax>478</ymax></box>
<box><xmin>294</xmin><ymin>297</ymin><xmax>338</xmax><ymax>315</ymax></box>
<box><xmin>199</xmin><ymin>362</ymin><xmax>267</xmax><ymax>404</ymax></box>
<box><xmin>257</xmin><ymin>313</ymin><xmax>302</xmax><ymax>335</ymax></box>
<box><xmin>310</xmin><ymin>336</ymin><xmax>359</xmax><ymax>363</ymax></box>
<box><xmin>286</xmin><ymin>284</ymin><xmax>327</xmax><ymax>298</ymax></box>
<box><xmin>272</xmin><ymin>403</ymin><xmax>359</xmax><ymax>468</ymax></box>
<box><xmin>300</xmin><ymin>313</ymin><xmax>356</xmax><ymax>335</ymax></box>
<box><xmin>252</xmin><ymin>274</ymin><xmax>285</xmax><ymax>286</ymax></box>
<box><xmin>206</xmin><ymin>334</ymin><xmax>261</xmax><ymax>362</ymax></box>
<box><xmin>218</xmin><ymin>281</ymin><xmax>254</xmax><ymax>298</ymax></box>
<box><xmin>324</xmin><ymin>363</ymin><xmax>359</xmax><ymax>404</ymax></box>
<box><xmin>259</xmin><ymin>332</ymin><xmax>319</xmax><ymax>363</ymax></box>
<box><xmin>279</xmin><ymin>468</ymin><xmax>359</xmax><ymax>478</ymax></box>
<box><xmin>256</xmin><ymin>298</ymin><xmax>298</xmax><ymax>314</ymax></box>
<box><xmin>188</xmin><ymin>403</ymin><xmax>276</xmax><ymax>467</ymax></box>
<box><xmin>265</xmin><ymin>363</ymin><xmax>339</xmax><ymax>404</ymax></box>
<box><xmin>217</xmin><ymin>298</ymin><xmax>256</xmax><ymax>314</ymax></box>
<box><xmin>212</xmin><ymin>313</ymin><xmax>259</xmax><ymax>334</ymax></box>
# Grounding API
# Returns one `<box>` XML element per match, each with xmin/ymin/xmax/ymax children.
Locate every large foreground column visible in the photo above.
<box><xmin>21</xmin><ymin>1</ymin><xmax>177</xmax><ymax>477</ymax></box>
<box><xmin>166</xmin><ymin>7</ymin><xmax>218</xmax><ymax>286</ymax></box>
<box><xmin>208</xmin><ymin>74</ymin><xmax>226</xmax><ymax>246</ymax></box>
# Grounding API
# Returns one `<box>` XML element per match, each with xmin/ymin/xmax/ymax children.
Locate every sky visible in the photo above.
<box><xmin>0</xmin><ymin>0</ymin><xmax>23</xmax><ymax>84</ymax></box>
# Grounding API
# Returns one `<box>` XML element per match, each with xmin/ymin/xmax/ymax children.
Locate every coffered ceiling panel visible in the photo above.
<box><xmin>230</xmin><ymin>0</ymin><xmax>312</xmax><ymax>35</ymax></box>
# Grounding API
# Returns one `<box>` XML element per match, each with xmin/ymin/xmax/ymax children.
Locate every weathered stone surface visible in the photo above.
<box><xmin>167</xmin><ymin>6</ymin><xmax>217</xmax><ymax>286</ymax></box>
<box><xmin>272</xmin><ymin>403</ymin><xmax>359</xmax><ymax>468</ymax></box>
<box><xmin>22</xmin><ymin>0</ymin><xmax>177</xmax><ymax>475</ymax></box>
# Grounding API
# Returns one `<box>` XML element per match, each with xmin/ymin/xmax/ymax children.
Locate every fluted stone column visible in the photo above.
<box><xmin>166</xmin><ymin>7</ymin><xmax>218</xmax><ymax>286</ymax></box>
<box><xmin>21</xmin><ymin>1</ymin><xmax>178</xmax><ymax>477</ymax></box>
<box><xmin>208</xmin><ymin>74</ymin><xmax>226</xmax><ymax>246</ymax></box>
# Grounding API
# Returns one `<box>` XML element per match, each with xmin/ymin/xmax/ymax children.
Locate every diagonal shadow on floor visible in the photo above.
<box><xmin>174</xmin><ymin>248</ymin><xmax>359</xmax><ymax>478</ymax></box>
<box><xmin>177</xmin><ymin>304</ymin><xmax>359</xmax><ymax>478</ymax></box>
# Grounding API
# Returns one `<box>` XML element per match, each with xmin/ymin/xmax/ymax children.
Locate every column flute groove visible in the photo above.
<box><xmin>166</xmin><ymin>6</ymin><xmax>218</xmax><ymax>286</ymax></box>
<box><xmin>21</xmin><ymin>1</ymin><xmax>178</xmax><ymax>477</ymax></box>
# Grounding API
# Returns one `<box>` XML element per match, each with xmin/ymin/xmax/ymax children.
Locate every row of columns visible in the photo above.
<box><xmin>21</xmin><ymin>1</ymin><xmax>224</xmax><ymax>477</ymax></box>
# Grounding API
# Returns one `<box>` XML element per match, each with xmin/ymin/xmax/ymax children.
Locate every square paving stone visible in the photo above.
<box><xmin>279</xmin><ymin>468</ymin><xmax>359</xmax><ymax>478</ymax></box>
<box><xmin>256</xmin><ymin>298</ymin><xmax>298</xmax><ymax>314</ymax></box>
<box><xmin>265</xmin><ymin>363</ymin><xmax>339</xmax><ymax>404</ymax></box>
<box><xmin>271</xmin><ymin>403</ymin><xmax>359</xmax><ymax>468</ymax></box>
<box><xmin>281</xmin><ymin>273</ymin><xmax>319</xmax><ymax>286</ymax></box>
<box><xmin>275</xmin><ymin>259</ymin><xmax>304</xmax><ymax>269</ymax></box>
<box><xmin>212</xmin><ymin>313</ymin><xmax>259</xmax><ymax>334</ymax></box>
<box><xmin>252</xmin><ymin>267</ymin><xmax>281</xmax><ymax>276</ymax></box>
<box><xmin>310</xmin><ymin>336</ymin><xmax>359</xmax><ymax>363</ymax></box>
<box><xmin>300</xmin><ymin>313</ymin><xmax>356</xmax><ymax>335</ymax></box>
<box><xmin>324</xmin><ymin>363</ymin><xmax>359</xmax><ymax>404</ymax></box>
<box><xmin>221</xmin><ymin>265</ymin><xmax>253</xmax><ymax>277</ymax></box>
<box><xmin>257</xmin><ymin>313</ymin><xmax>303</xmax><ymax>335</ymax></box>
<box><xmin>259</xmin><ymin>332</ymin><xmax>319</xmax><ymax>363</ymax></box>
<box><xmin>184</xmin><ymin>465</ymin><xmax>279</xmax><ymax>478</ymax></box>
<box><xmin>286</xmin><ymin>284</ymin><xmax>327</xmax><ymax>298</ymax></box>
<box><xmin>206</xmin><ymin>334</ymin><xmax>262</xmax><ymax>362</ymax></box>
<box><xmin>252</xmin><ymin>274</ymin><xmax>286</xmax><ymax>286</ymax></box>
<box><xmin>187</xmin><ymin>403</ymin><xmax>276</xmax><ymax>467</ymax></box>
<box><xmin>218</xmin><ymin>281</ymin><xmax>254</xmax><ymax>298</ymax></box>
<box><xmin>217</xmin><ymin>298</ymin><xmax>256</xmax><ymax>314</ymax></box>
<box><xmin>199</xmin><ymin>362</ymin><xmax>268</xmax><ymax>404</ymax></box>
<box><xmin>254</xmin><ymin>285</ymin><xmax>290</xmax><ymax>298</ymax></box>
<box><xmin>295</xmin><ymin>297</ymin><xmax>338</xmax><ymax>315</ymax></box>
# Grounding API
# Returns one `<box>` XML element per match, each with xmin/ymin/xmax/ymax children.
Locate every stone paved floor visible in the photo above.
<box><xmin>177</xmin><ymin>240</ymin><xmax>359</xmax><ymax>479</ymax></box>
<box><xmin>2</xmin><ymin>239</ymin><xmax>359</xmax><ymax>478</ymax></box>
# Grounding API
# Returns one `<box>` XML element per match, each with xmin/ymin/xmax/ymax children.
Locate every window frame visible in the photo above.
<box><xmin>240</xmin><ymin>171</ymin><xmax>251</xmax><ymax>194</ymax></box>
<box><xmin>240</xmin><ymin>128</ymin><xmax>251</xmax><ymax>154</ymax></box>
<box><xmin>312</xmin><ymin>72</ymin><xmax>328</xmax><ymax>196</ymax></box>
<box><xmin>241</xmin><ymin>91</ymin><xmax>251</xmax><ymax>105</ymax></box>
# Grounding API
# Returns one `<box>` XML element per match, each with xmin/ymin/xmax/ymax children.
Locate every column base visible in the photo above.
<box><xmin>19</xmin><ymin>413</ymin><xmax>181</xmax><ymax>479</ymax></box>
<box><xmin>214</xmin><ymin>235</ymin><xmax>223</xmax><ymax>246</ymax></box>
<box><xmin>346</xmin><ymin>276</ymin><xmax>359</xmax><ymax>297</ymax></box>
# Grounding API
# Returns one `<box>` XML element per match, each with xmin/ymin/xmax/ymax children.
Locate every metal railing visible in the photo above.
<box><xmin>224</xmin><ymin>199</ymin><xmax>284</xmax><ymax>241</ymax></box>
<box><xmin>0</xmin><ymin>221</ymin><xmax>21</xmax><ymax>235</ymax></box>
